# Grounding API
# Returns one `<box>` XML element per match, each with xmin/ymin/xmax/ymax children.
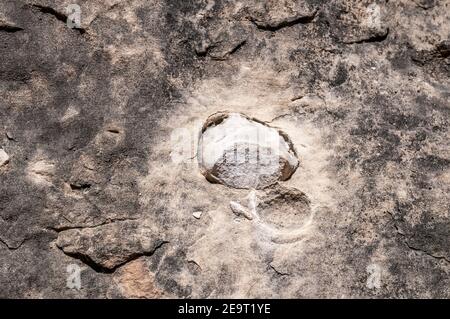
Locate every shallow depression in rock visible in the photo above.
<box><xmin>197</xmin><ymin>112</ymin><xmax>299</xmax><ymax>189</ymax></box>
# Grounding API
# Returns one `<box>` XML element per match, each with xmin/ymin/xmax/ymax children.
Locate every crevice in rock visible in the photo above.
<box><xmin>31</xmin><ymin>5</ymin><xmax>86</xmax><ymax>35</ymax></box>
<box><xmin>269</xmin><ymin>263</ymin><xmax>290</xmax><ymax>277</ymax></box>
<box><xmin>211</xmin><ymin>40</ymin><xmax>247</xmax><ymax>60</ymax></box>
<box><xmin>200</xmin><ymin>111</ymin><xmax>228</xmax><ymax>133</ymax></box>
<box><xmin>403</xmin><ymin>240</ymin><xmax>450</xmax><ymax>264</ymax></box>
<box><xmin>5</xmin><ymin>132</ymin><xmax>15</xmax><ymax>141</ymax></box>
<box><xmin>386</xmin><ymin>211</ymin><xmax>450</xmax><ymax>264</ymax></box>
<box><xmin>57</xmin><ymin>240</ymin><xmax>170</xmax><ymax>274</ymax></box>
<box><xmin>47</xmin><ymin>217</ymin><xmax>140</xmax><ymax>233</ymax></box>
<box><xmin>342</xmin><ymin>29</ymin><xmax>389</xmax><ymax>44</ymax></box>
<box><xmin>69</xmin><ymin>182</ymin><xmax>91</xmax><ymax>191</ymax></box>
<box><xmin>227</xmin><ymin>40</ymin><xmax>246</xmax><ymax>55</ymax></box>
<box><xmin>60</xmin><ymin>214</ymin><xmax>73</xmax><ymax>224</ymax></box>
<box><xmin>196</xmin><ymin>40</ymin><xmax>247</xmax><ymax>60</ymax></box>
<box><xmin>290</xmin><ymin>95</ymin><xmax>304</xmax><ymax>102</ymax></box>
<box><xmin>0</xmin><ymin>25</ymin><xmax>23</xmax><ymax>33</ymax></box>
<box><xmin>267</xmin><ymin>113</ymin><xmax>293</xmax><ymax>123</ymax></box>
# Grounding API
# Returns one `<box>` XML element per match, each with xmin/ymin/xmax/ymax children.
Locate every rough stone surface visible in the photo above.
<box><xmin>55</xmin><ymin>220</ymin><xmax>166</xmax><ymax>272</ymax></box>
<box><xmin>0</xmin><ymin>0</ymin><xmax>449</xmax><ymax>298</ymax></box>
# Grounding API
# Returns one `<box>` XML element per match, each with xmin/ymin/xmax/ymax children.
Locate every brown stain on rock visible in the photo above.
<box><xmin>114</xmin><ymin>259</ymin><xmax>164</xmax><ymax>299</ymax></box>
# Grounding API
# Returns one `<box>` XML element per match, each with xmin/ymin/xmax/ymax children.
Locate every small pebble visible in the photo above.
<box><xmin>192</xmin><ymin>211</ymin><xmax>202</xmax><ymax>219</ymax></box>
<box><xmin>229</xmin><ymin>201</ymin><xmax>253</xmax><ymax>220</ymax></box>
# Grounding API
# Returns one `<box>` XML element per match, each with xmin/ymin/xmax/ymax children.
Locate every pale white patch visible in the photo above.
<box><xmin>61</xmin><ymin>106</ymin><xmax>79</xmax><ymax>122</ymax></box>
<box><xmin>66</xmin><ymin>4</ymin><xmax>82</xmax><ymax>29</ymax></box>
<box><xmin>66</xmin><ymin>264</ymin><xmax>82</xmax><ymax>290</ymax></box>
<box><xmin>366</xmin><ymin>263</ymin><xmax>382</xmax><ymax>289</ymax></box>
<box><xmin>26</xmin><ymin>153</ymin><xmax>55</xmax><ymax>186</ymax></box>
<box><xmin>0</xmin><ymin>149</ymin><xmax>9</xmax><ymax>167</ymax></box>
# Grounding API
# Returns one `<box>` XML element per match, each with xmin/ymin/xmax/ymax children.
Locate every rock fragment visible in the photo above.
<box><xmin>230</xmin><ymin>201</ymin><xmax>254</xmax><ymax>220</ymax></box>
<box><xmin>56</xmin><ymin>220</ymin><xmax>166</xmax><ymax>271</ymax></box>
<box><xmin>192</xmin><ymin>211</ymin><xmax>203</xmax><ymax>219</ymax></box>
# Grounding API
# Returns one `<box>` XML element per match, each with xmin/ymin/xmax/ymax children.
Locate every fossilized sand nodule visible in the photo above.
<box><xmin>197</xmin><ymin>112</ymin><xmax>299</xmax><ymax>189</ymax></box>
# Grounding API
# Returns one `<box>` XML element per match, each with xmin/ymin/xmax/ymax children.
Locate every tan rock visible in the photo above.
<box><xmin>114</xmin><ymin>259</ymin><xmax>163</xmax><ymax>299</ymax></box>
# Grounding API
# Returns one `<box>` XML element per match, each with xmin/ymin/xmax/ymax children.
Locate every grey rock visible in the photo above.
<box><xmin>56</xmin><ymin>220</ymin><xmax>166</xmax><ymax>272</ymax></box>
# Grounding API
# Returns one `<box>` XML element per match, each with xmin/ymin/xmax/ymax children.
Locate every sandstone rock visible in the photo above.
<box><xmin>198</xmin><ymin>112</ymin><xmax>299</xmax><ymax>189</ymax></box>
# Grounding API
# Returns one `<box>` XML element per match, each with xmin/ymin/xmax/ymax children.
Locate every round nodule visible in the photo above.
<box><xmin>197</xmin><ymin>112</ymin><xmax>299</xmax><ymax>189</ymax></box>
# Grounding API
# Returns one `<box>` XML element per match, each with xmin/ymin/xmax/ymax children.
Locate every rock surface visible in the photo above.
<box><xmin>0</xmin><ymin>0</ymin><xmax>449</xmax><ymax>298</ymax></box>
